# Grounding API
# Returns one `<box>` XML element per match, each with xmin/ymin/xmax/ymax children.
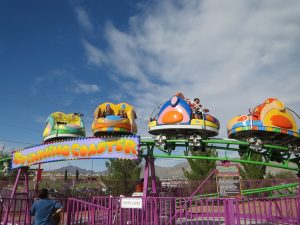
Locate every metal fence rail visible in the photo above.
<box><xmin>66</xmin><ymin>197</ymin><xmax>109</xmax><ymax>225</ymax></box>
<box><xmin>90</xmin><ymin>196</ymin><xmax>300</xmax><ymax>225</ymax></box>
<box><xmin>1</xmin><ymin>196</ymin><xmax>299</xmax><ymax>225</ymax></box>
<box><xmin>234</xmin><ymin>196</ymin><xmax>299</xmax><ymax>225</ymax></box>
<box><xmin>0</xmin><ymin>197</ymin><xmax>31</xmax><ymax>225</ymax></box>
<box><xmin>0</xmin><ymin>198</ymin><xmax>68</xmax><ymax>225</ymax></box>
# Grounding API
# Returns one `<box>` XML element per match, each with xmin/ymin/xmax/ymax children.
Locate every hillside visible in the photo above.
<box><xmin>48</xmin><ymin>163</ymin><xmax>190</xmax><ymax>178</ymax></box>
<box><xmin>47</xmin><ymin>161</ymin><xmax>295</xmax><ymax>179</ymax></box>
<box><xmin>49</xmin><ymin>165</ymin><xmax>108</xmax><ymax>176</ymax></box>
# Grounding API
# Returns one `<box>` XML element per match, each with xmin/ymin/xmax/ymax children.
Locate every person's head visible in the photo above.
<box><xmin>38</xmin><ymin>188</ymin><xmax>49</xmax><ymax>199</ymax></box>
<box><xmin>105</xmin><ymin>104</ymin><xmax>112</xmax><ymax>112</ymax></box>
<box><xmin>194</xmin><ymin>98</ymin><xmax>200</xmax><ymax>104</ymax></box>
<box><xmin>175</xmin><ymin>92</ymin><xmax>185</xmax><ymax>99</ymax></box>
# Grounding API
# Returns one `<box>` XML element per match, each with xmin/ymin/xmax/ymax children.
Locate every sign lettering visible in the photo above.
<box><xmin>12</xmin><ymin>136</ymin><xmax>140</xmax><ymax>168</ymax></box>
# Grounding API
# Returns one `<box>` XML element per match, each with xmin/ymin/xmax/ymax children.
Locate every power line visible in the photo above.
<box><xmin>0</xmin><ymin>124</ymin><xmax>42</xmax><ymax>133</ymax></box>
<box><xmin>0</xmin><ymin>139</ymin><xmax>36</xmax><ymax>146</ymax></box>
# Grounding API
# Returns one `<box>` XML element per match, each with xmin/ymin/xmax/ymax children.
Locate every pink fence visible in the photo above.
<box><xmin>0</xmin><ymin>198</ymin><xmax>68</xmax><ymax>225</ymax></box>
<box><xmin>93</xmin><ymin>196</ymin><xmax>144</xmax><ymax>225</ymax></box>
<box><xmin>0</xmin><ymin>197</ymin><xmax>31</xmax><ymax>225</ymax></box>
<box><xmin>89</xmin><ymin>196</ymin><xmax>300</xmax><ymax>225</ymax></box>
<box><xmin>164</xmin><ymin>179</ymin><xmax>298</xmax><ymax>197</ymax></box>
<box><xmin>234</xmin><ymin>197</ymin><xmax>299</xmax><ymax>224</ymax></box>
<box><xmin>66</xmin><ymin>198</ymin><xmax>109</xmax><ymax>225</ymax></box>
<box><xmin>1</xmin><ymin>196</ymin><xmax>299</xmax><ymax>225</ymax></box>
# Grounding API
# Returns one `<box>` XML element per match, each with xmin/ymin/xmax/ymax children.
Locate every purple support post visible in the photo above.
<box><xmin>150</xmin><ymin>158</ymin><xmax>157</xmax><ymax>195</ymax></box>
<box><xmin>91</xmin><ymin>205</ymin><xmax>95</xmax><ymax>225</ymax></box>
<box><xmin>108</xmin><ymin>197</ymin><xmax>112</xmax><ymax>225</ymax></box>
<box><xmin>224</xmin><ymin>198</ymin><xmax>235</xmax><ymax>225</ymax></box>
<box><xmin>143</xmin><ymin>158</ymin><xmax>150</xmax><ymax>198</ymax></box>
<box><xmin>297</xmin><ymin>174</ymin><xmax>300</xmax><ymax>225</ymax></box>
<box><xmin>10</xmin><ymin>168</ymin><xmax>22</xmax><ymax>198</ymax></box>
<box><xmin>3</xmin><ymin>167</ymin><xmax>30</xmax><ymax>225</ymax></box>
<box><xmin>142</xmin><ymin>158</ymin><xmax>150</xmax><ymax>225</ymax></box>
<box><xmin>66</xmin><ymin>199</ymin><xmax>72</xmax><ymax>225</ymax></box>
<box><xmin>3</xmin><ymin>168</ymin><xmax>21</xmax><ymax>225</ymax></box>
<box><xmin>166</xmin><ymin>168</ymin><xmax>216</xmax><ymax>225</ymax></box>
<box><xmin>24</xmin><ymin>168</ymin><xmax>30</xmax><ymax>225</ymax></box>
<box><xmin>190</xmin><ymin>169</ymin><xmax>216</xmax><ymax>197</ymax></box>
<box><xmin>149</xmin><ymin>157</ymin><xmax>159</xmax><ymax>225</ymax></box>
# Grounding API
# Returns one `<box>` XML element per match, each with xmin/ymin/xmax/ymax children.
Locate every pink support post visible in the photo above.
<box><xmin>143</xmin><ymin>158</ymin><xmax>150</xmax><ymax>198</ymax></box>
<box><xmin>150</xmin><ymin>158</ymin><xmax>157</xmax><ymax>195</ymax></box>
<box><xmin>224</xmin><ymin>198</ymin><xmax>235</xmax><ymax>225</ymax></box>
<box><xmin>3</xmin><ymin>168</ymin><xmax>22</xmax><ymax>225</ymax></box>
<box><xmin>166</xmin><ymin>168</ymin><xmax>216</xmax><ymax>225</ymax></box>
<box><xmin>24</xmin><ymin>169</ymin><xmax>30</xmax><ymax>225</ymax></box>
<box><xmin>297</xmin><ymin>174</ymin><xmax>300</xmax><ymax>225</ymax></box>
<box><xmin>149</xmin><ymin>158</ymin><xmax>159</xmax><ymax>225</ymax></box>
<box><xmin>10</xmin><ymin>168</ymin><xmax>22</xmax><ymax>198</ymax></box>
<box><xmin>3</xmin><ymin>167</ymin><xmax>30</xmax><ymax>225</ymax></box>
<box><xmin>142</xmin><ymin>158</ymin><xmax>150</xmax><ymax>225</ymax></box>
<box><xmin>91</xmin><ymin>205</ymin><xmax>95</xmax><ymax>225</ymax></box>
<box><xmin>66</xmin><ymin>199</ymin><xmax>73</xmax><ymax>225</ymax></box>
<box><xmin>190</xmin><ymin>169</ymin><xmax>216</xmax><ymax>197</ymax></box>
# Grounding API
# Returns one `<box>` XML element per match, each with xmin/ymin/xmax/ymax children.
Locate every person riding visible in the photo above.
<box><xmin>118</xmin><ymin>109</ymin><xmax>128</xmax><ymax>118</ymax></box>
<box><xmin>189</xmin><ymin>98</ymin><xmax>209</xmax><ymax>119</ymax></box>
<box><xmin>103</xmin><ymin>104</ymin><xmax>115</xmax><ymax>117</ymax></box>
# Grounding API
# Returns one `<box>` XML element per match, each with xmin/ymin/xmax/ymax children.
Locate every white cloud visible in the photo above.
<box><xmin>84</xmin><ymin>0</ymin><xmax>300</xmax><ymax>138</ymax></box>
<box><xmin>110</xmin><ymin>93</ymin><xmax>124</xmax><ymax>101</ymax></box>
<box><xmin>35</xmin><ymin>115</ymin><xmax>47</xmax><ymax>124</ymax></box>
<box><xmin>32</xmin><ymin>70</ymin><xmax>101</xmax><ymax>109</ymax></box>
<box><xmin>75</xmin><ymin>6</ymin><xmax>94</xmax><ymax>33</ymax></box>
<box><xmin>74</xmin><ymin>81</ymin><xmax>100</xmax><ymax>94</ymax></box>
<box><xmin>82</xmin><ymin>40</ymin><xmax>106</xmax><ymax>66</ymax></box>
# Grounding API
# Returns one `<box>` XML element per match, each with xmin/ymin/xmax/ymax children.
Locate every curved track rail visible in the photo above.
<box><xmin>140</xmin><ymin>138</ymin><xmax>300</xmax><ymax>172</ymax></box>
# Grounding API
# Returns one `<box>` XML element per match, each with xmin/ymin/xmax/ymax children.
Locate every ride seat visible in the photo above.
<box><xmin>52</xmin><ymin>112</ymin><xmax>68</xmax><ymax>125</ymax></box>
<box><xmin>67</xmin><ymin>114</ymin><xmax>81</xmax><ymax>126</ymax></box>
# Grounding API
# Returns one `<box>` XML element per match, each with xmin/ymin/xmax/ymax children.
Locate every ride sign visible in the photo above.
<box><xmin>121</xmin><ymin>198</ymin><xmax>143</xmax><ymax>209</ymax></box>
<box><xmin>216</xmin><ymin>162</ymin><xmax>241</xmax><ymax>197</ymax></box>
<box><xmin>12</xmin><ymin>136</ymin><xmax>140</xmax><ymax>168</ymax></box>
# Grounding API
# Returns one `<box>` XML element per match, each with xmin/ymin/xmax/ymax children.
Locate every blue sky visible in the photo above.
<box><xmin>1</xmin><ymin>0</ymin><xmax>300</xmax><ymax>171</ymax></box>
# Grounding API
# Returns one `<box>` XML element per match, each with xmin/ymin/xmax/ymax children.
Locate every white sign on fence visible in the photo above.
<box><xmin>121</xmin><ymin>198</ymin><xmax>143</xmax><ymax>209</ymax></box>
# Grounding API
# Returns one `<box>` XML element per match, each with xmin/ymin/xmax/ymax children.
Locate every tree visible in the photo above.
<box><xmin>239</xmin><ymin>152</ymin><xmax>266</xmax><ymax>179</ymax></box>
<box><xmin>103</xmin><ymin>159</ymin><xmax>142</xmax><ymax>195</ymax></box>
<box><xmin>183</xmin><ymin>148</ymin><xmax>217</xmax><ymax>180</ymax></box>
<box><xmin>76</xmin><ymin>169</ymin><xmax>79</xmax><ymax>180</ymax></box>
<box><xmin>0</xmin><ymin>151</ymin><xmax>14</xmax><ymax>182</ymax></box>
<box><xmin>0</xmin><ymin>151</ymin><xmax>9</xmax><ymax>172</ymax></box>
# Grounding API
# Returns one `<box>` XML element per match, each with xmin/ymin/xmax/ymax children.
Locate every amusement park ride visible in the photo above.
<box><xmin>1</xmin><ymin>93</ymin><xmax>300</xmax><ymax>180</ymax></box>
<box><xmin>1</xmin><ymin>94</ymin><xmax>300</xmax><ymax>224</ymax></box>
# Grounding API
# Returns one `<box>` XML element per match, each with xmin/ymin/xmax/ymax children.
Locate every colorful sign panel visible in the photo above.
<box><xmin>12</xmin><ymin>136</ymin><xmax>140</xmax><ymax>169</ymax></box>
<box><xmin>216</xmin><ymin>164</ymin><xmax>240</xmax><ymax>176</ymax></box>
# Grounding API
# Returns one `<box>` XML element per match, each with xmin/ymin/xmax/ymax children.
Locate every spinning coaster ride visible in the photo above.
<box><xmin>1</xmin><ymin>95</ymin><xmax>300</xmax><ymax>196</ymax></box>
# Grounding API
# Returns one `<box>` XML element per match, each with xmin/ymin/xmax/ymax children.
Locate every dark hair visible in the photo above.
<box><xmin>38</xmin><ymin>188</ymin><xmax>49</xmax><ymax>199</ymax></box>
<box><xmin>194</xmin><ymin>98</ymin><xmax>200</xmax><ymax>101</ymax></box>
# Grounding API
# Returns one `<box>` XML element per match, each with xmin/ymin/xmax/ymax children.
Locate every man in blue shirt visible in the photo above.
<box><xmin>30</xmin><ymin>189</ymin><xmax>63</xmax><ymax>225</ymax></box>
